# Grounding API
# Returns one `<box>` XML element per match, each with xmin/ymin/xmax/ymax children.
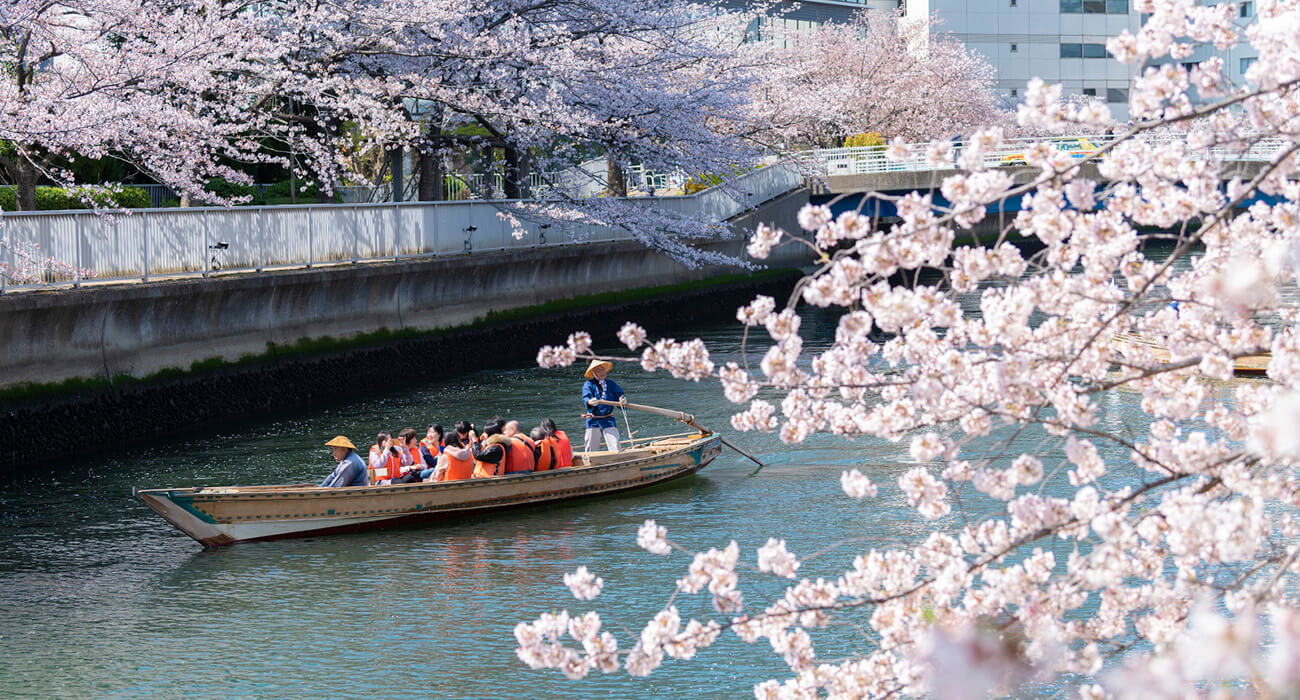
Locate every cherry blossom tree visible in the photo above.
<box><xmin>520</xmin><ymin>0</ymin><xmax>1300</xmax><ymax>696</ymax></box>
<box><xmin>319</xmin><ymin>0</ymin><xmax>764</xmax><ymax>261</ymax></box>
<box><xmin>745</xmin><ymin>10</ymin><xmax>1003</xmax><ymax>149</ymax></box>
<box><xmin>0</xmin><ymin>0</ymin><xmax>299</xmax><ymax>210</ymax></box>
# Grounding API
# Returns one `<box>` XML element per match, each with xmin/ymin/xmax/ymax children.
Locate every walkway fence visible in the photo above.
<box><xmin>0</xmin><ymin>161</ymin><xmax>801</xmax><ymax>292</ymax></box>
<box><xmin>803</xmin><ymin>133</ymin><xmax>1291</xmax><ymax>176</ymax></box>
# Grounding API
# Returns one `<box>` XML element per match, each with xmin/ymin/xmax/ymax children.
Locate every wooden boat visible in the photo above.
<box><xmin>137</xmin><ymin>431</ymin><xmax>722</xmax><ymax>546</ymax></box>
<box><xmin>1110</xmin><ymin>333</ymin><xmax>1270</xmax><ymax>376</ymax></box>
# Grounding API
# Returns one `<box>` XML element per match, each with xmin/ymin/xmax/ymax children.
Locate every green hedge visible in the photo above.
<box><xmin>0</xmin><ymin>185</ymin><xmax>150</xmax><ymax>211</ymax></box>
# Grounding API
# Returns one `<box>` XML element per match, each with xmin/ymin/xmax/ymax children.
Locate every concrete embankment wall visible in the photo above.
<box><xmin>0</xmin><ymin>189</ymin><xmax>809</xmax><ymax>470</ymax></box>
<box><xmin>1</xmin><ymin>189</ymin><xmax>808</xmax><ymax>390</ymax></box>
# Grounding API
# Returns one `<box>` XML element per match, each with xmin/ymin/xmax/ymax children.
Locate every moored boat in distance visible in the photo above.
<box><xmin>1110</xmin><ymin>333</ymin><xmax>1270</xmax><ymax>376</ymax></box>
<box><xmin>137</xmin><ymin>432</ymin><xmax>722</xmax><ymax>546</ymax></box>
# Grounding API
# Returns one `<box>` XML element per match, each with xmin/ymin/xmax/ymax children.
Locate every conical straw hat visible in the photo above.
<box><xmin>324</xmin><ymin>435</ymin><xmax>356</xmax><ymax>450</ymax></box>
<box><xmin>584</xmin><ymin>359</ymin><xmax>614</xmax><ymax>379</ymax></box>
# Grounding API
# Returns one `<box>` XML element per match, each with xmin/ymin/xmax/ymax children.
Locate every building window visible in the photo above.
<box><xmin>1063</xmin><ymin>0</ymin><xmax>1128</xmax><ymax>12</ymax></box>
<box><xmin>1241</xmin><ymin>57</ymin><xmax>1257</xmax><ymax>73</ymax></box>
<box><xmin>1010</xmin><ymin>88</ymin><xmax>1019</xmax><ymax>98</ymax></box>
<box><xmin>1106</xmin><ymin>88</ymin><xmax>1128</xmax><ymax>103</ymax></box>
<box><xmin>1240</xmin><ymin>1</ymin><xmax>1253</xmax><ymax>17</ymax></box>
<box><xmin>1010</xmin><ymin>0</ymin><xmax>1017</xmax><ymax>6</ymax></box>
<box><xmin>1010</xmin><ymin>43</ymin><xmax>1018</xmax><ymax>53</ymax></box>
<box><xmin>1181</xmin><ymin>61</ymin><xmax>1201</xmax><ymax>71</ymax></box>
<box><xmin>1082</xmin><ymin>88</ymin><xmax>1098</xmax><ymax>97</ymax></box>
<box><xmin>1061</xmin><ymin>43</ymin><xmax>1109</xmax><ymax>58</ymax></box>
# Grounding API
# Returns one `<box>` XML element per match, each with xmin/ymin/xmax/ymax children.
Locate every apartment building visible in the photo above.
<box><xmin>903</xmin><ymin>0</ymin><xmax>1261</xmax><ymax>120</ymax></box>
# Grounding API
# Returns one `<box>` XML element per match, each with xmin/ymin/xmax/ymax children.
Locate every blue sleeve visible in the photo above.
<box><xmin>319</xmin><ymin>466</ymin><xmax>342</xmax><ymax>488</ymax></box>
<box><xmin>345</xmin><ymin>453</ymin><xmax>369</xmax><ymax>486</ymax></box>
<box><xmin>582</xmin><ymin>380</ymin><xmax>597</xmax><ymax>410</ymax></box>
<box><xmin>610</xmin><ymin>380</ymin><xmax>625</xmax><ymax>401</ymax></box>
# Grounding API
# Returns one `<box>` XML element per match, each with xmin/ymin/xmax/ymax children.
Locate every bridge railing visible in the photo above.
<box><xmin>0</xmin><ymin>160</ymin><xmax>801</xmax><ymax>292</ymax></box>
<box><xmin>804</xmin><ymin>133</ymin><xmax>1291</xmax><ymax>176</ymax></box>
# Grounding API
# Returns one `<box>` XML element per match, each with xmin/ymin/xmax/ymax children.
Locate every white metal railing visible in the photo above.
<box><xmin>0</xmin><ymin>161</ymin><xmax>802</xmax><ymax>292</ymax></box>
<box><xmin>804</xmin><ymin>133</ymin><xmax>1291</xmax><ymax>176</ymax></box>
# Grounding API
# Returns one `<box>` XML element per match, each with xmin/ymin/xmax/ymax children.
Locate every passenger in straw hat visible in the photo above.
<box><xmin>581</xmin><ymin>359</ymin><xmax>626</xmax><ymax>453</ymax></box>
<box><xmin>319</xmin><ymin>436</ymin><xmax>369</xmax><ymax>487</ymax></box>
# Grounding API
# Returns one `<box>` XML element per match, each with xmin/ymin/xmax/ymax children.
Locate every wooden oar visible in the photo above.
<box><xmin>592</xmin><ymin>400</ymin><xmax>767</xmax><ymax>469</ymax></box>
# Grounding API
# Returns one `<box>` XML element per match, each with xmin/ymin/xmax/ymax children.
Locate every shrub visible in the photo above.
<box><xmin>261</xmin><ymin>179</ymin><xmax>337</xmax><ymax>204</ymax></box>
<box><xmin>66</xmin><ymin>185</ymin><xmax>150</xmax><ymax>209</ymax></box>
<box><xmin>682</xmin><ymin>173</ymin><xmax>724</xmax><ymax>195</ymax></box>
<box><xmin>203</xmin><ymin>177</ymin><xmax>262</xmax><ymax>204</ymax></box>
<box><xmin>0</xmin><ymin>184</ymin><xmax>154</xmax><ymax>211</ymax></box>
<box><xmin>843</xmin><ymin>132</ymin><xmax>885</xmax><ymax>148</ymax></box>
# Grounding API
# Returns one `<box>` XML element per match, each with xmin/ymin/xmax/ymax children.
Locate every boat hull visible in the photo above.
<box><xmin>137</xmin><ymin>434</ymin><xmax>722</xmax><ymax>546</ymax></box>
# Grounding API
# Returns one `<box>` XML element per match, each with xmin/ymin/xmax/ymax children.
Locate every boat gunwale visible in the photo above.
<box><xmin>135</xmin><ymin>433</ymin><xmax>719</xmax><ymax>501</ymax></box>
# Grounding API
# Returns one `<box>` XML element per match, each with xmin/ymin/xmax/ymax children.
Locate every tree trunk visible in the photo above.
<box><xmin>503</xmin><ymin>145</ymin><xmax>530</xmax><ymax>200</ymax></box>
<box><xmin>606</xmin><ymin>154</ymin><xmax>627</xmax><ymax>197</ymax></box>
<box><xmin>417</xmin><ymin>121</ymin><xmax>443</xmax><ymax>202</ymax></box>
<box><xmin>13</xmin><ymin>157</ymin><xmax>37</xmax><ymax>211</ymax></box>
<box><xmin>390</xmin><ymin>146</ymin><xmax>405</xmax><ymax>202</ymax></box>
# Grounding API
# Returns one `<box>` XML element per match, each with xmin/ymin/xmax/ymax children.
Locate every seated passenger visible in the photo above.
<box><xmin>530</xmin><ymin>426</ymin><xmax>557</xmax><ymax>472</ymax></box>
<box><xmin>320</xmin><ymin>436</ymin><xmax>368</xmax><ymax>487</ymax></box>
<box><xmin>469</xmin><ymin>418</ymin><xmax>518</xmax><ymax>477</ymax></box>
<box><xmin>368</xmin><ymin>431</ymin><xmax>402</xmax><ymax>484</ymax></box>
<box><xmin>502</xmin><ymin>420</ymin><xmax>538</xmax><ymax>473</ymax></box>
<box><xmin>391</xmin><ymin>428</ymin><xmax>422</xmax><ymax>484</ymax></box>
<box><xmin>541</xmin><ymin>418</ymin><xmax>574</xmax><ymax>468</ymax></box>
<box><xmin>419</xmin><ymin>424</ymin><xmax>444</xmax><ymax>481</ymax></box>
<box><xmin>433</xmin><ymin>431</ymin><xmax>475</xmax><ymax>482</ymax></box>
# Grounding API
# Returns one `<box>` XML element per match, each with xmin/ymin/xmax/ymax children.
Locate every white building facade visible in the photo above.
<box><xmin>903</xmin><ymin>0</ymin><xmax>1261</xmax><ymax>121</ymax></box>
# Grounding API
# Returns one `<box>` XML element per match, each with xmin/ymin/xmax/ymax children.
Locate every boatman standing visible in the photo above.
<box><xmin>582</xmin><ymin>359</ymin><xmax>626</xmax><ymax>453</ymax></box>
<box><xmin>320</xmin><ymin>436</ymin><xmax>369</xmax><ymax>487</ymax></box>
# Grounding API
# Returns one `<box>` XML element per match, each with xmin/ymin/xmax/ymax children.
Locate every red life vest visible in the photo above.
<box><xmin>368</xmin><ymin>444</ymin><xmax>400</xmax><ymax>483</ymax></box>
<box><xmin>504</xmin><ymin>435</ymin><xmax>537</xmax><ymax>474</ymax></box>
<box><xmin>553</xmin><ymin>430</ymin><xmax>574</xmax><ymax>468</ymax></box>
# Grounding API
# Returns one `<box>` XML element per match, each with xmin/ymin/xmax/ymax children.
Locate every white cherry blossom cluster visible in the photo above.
<box><xmin>562</xmin><ymin>566</ymin><xmax>603</xmax><ymax>601</ymax></box>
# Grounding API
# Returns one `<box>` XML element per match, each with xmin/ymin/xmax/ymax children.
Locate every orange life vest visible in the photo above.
<box><xmin>403</xmin><ymin>444</ymin><xmax>422</xmax><ymax>475</ymax></box>
<box><xmin>535</xmin><ymin>436</ymin><xmax>556</xmax><ymax>472</ymax></box>
<box><xmin>419</xmin><ymin>436</ymin><xmax>440</xmax><ymax>466</ymax></box>
<box><xmin>553</xmin><ymin>430</ymin><xmax>574</xmax><ymax>468</ymax></box>
<box><xmin>369</xmin><ymin>444</ymin><xmax>400</xmax><ymax>483</ymax></box>
<box><xmin>505</xmin><ymin>435</ymin><xmax>537</xmax><ymax>474</ymax></box>
<box><xmin>439</xmin><ymin>451</ymin><xmax>474</xmax><ymax>481</ymax></box>
<box><xmin>473</xmin><ymin>435</ymin><xmax>508</xmax><ymax>478</ymax></box>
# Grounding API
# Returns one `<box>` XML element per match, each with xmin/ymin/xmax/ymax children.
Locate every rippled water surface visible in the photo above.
<box><xmin>0</xmin><ymin>251</ymin><xmax>1256</xmax><ymax>697</ymax></box>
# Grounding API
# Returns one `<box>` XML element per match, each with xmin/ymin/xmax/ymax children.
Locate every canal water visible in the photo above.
<box><xmin>0</xmin><ymin>250</ymin><xmax>1255</xmax><ymax>697</ymax></box>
